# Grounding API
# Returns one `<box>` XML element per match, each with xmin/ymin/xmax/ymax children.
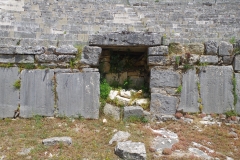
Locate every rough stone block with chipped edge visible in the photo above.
<box><xmin>42</xmin><ymin>137</ymin><xmax>72</xmax><ymax>146</ymax></box>
<box><xmin>20</xmin><ymin>69</ymin><xmax>55</xmax><ymax>118</ymax></box>
<box><xmin>219</xmin><ymin>41</ymin><xmax>233</xmax><ymax>56</ymax></box>
<box><xmin>0</xmin><ymin>55</ymin><xmax>34</xmax><ymax>63</ymax></box>
<box><xmin>35</xmin><ymin>54</ymin><xmax>58</xmax><ymax>63</ymax></box>
<box><xmin>150</xmin><ymin>67</ymin><xmax>181</xmax><ymax>88</ymax></box>
<box><xmin>104</xmin><ymin>103</ymin><xmax>121</xmax><ymax>121</ymax></box>
<box><xmin>56</xmin><ymin>72</ymin><xmax>100</xmax><ymax>119</ymax></box>
<box><xmin>204</xmin><ymin>41</ymin><xmax>218</xmax><ymax>55</ymax></box>
<box><xmin>235</xmin><ymin>73</ymin><xmax>240</xmax><ymax>114</ymax></box>
<box><xmin>115</xmin><ymin>141</ymin><xmax>147</xmax><ymax>160</ymax></box>
<box><xmin>234</xmin><ymin>55</ymin><xmax>240</xmax><ymax>71</ymax></box>
<box><xmin>223</xmin><ymin>56</ymin><xmax>233</xmax><ymax>65</ymax></box>
<box><xmin>15</xmin><ymin>46</ymin><xmax>44</xmax><ymax>54</ymax></box>
<box><xmin>124</xmin><ymin>106</ymin><xmax>143</xmax><ymax>119</ymax></box>
<box><xmin>56</xmin><ymin>45</ymin><xmax>77</xmax><ymax>55</ymax></box>
<box><xmin>186</xmin><ymin>43</ymin><xmax>204</xmax><ymax>55</ymax></box>
<box><xmin>148</xmin><ymin>46</ymin><xmax>168</xmax><ymax>56</ymax></box>
<box><xmin>0</xmin><ymin>45</ymin><xmax>15</xmax><ymax>54</ymax></box>
<box><xmin>178</xmin><ymin>69</ymin><xmax>199</xmax><ymax>112</ymax></box>
<box><xmin>0</xmin><ymin>67</ymin><xmax>19</xmax><ymax>118</ymax></box>
<box><xmin>89</xmin><ymin>32</ymin><xmax>161</xmax><ymax>46</ymax></box>
<box><xmin>199</xmin><ymin>66</ymin><xmax>234</xmax><ymax>114</ymax></box>
<box><xmin>200</xmin><ymin>55</ymin><xmax>218</xmax><ymax>64</ymax></box>
<box><xmin>150</xmin><ymin>93</ymin><xmax>178</xmax><ymax>115</ymax></box>
<box><xmin>80</xmin><ymin>46</ymin><xmax>102</xmax><ymax>66</ymax></box>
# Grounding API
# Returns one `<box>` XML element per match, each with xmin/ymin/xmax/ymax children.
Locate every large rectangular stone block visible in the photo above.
<box><xmin>199</xmin><ymin>66</ymin><xmax>234</xmax><ymax>113</ymax></box>
<box><xmin>178</xmin><ymin>69</ymin><xmax>199</xmax><ymax>112</ymax></box>
<box><xmin>0</xmin><ymin>67</ymin><xmax>19</xmax><ymax>118</ymax></box>
<box><xmin>150</xmin><ymin>67</ymin><xmax>181</xmax><ymax>88</ymax></box>
<box><xmin>20</xmin><ymin>69</ymin><xmax>55</xmax><ymax>118</ymax></box>
<box><xmin>56</xmin><ymin>72</ymin><xmax>100</xmax><ymax>119</ymax></box>
<box><xmin>150</xmin><ymin>93</ymin><xmax>178</xmax><ymax>115</ymax></box>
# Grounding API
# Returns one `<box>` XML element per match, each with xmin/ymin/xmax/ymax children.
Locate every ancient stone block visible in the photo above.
<box><xmin>148</xmin><ymin>46</ymin><xmax>168</xmax><ymax>56</ymax></box>
<box><xmin>80</xmin><ymin>46</ymin><xmax>102</xmax><ymax>66</ymax></box>
<box><xmin>178</xmin><ymin>69</ymin><xmax>199</xmax><ymax>112</ymax></box>
<box><xmin>104</xmin><ymin>103</ymin><xmax>121</xmax><ymax>121</ymax></box>
<box><xmin>169</xmin><ymin>43</ymin><xmax>185</xmax><ymax>54</ymax></box>
<box><xmin>234</xmin><ymin>55</ymin><xmax>240</xmax><ymax>71</ymax></box>
<box><xmin>150</xmin><ymin>93</ymin><xmax>178</xmax><ymax>115</ymax></box>
<box><xmin>15</xmin><ymin>55</ymin><xmax>34</xmax><ymax>63</ymax></box>
<box><xmin>148</xmin><ymin>56</ymin><xmax>171</xmax><ymax>66</ymax></box>
<box><xmin>199</xmin><ymin>66</ymin><xmax>234</xmax><ymax>113</ymax></box>
<box><xmin>89</xmin><ymin>32</ymin><xmax>161</xmax><ymax>46</ymax></box>
<box><xmin>57</xmin><ymin>55</ymin><xmax>75</xmax><ymax>62</ymax></box>
<box><xmin>56</xmin><ymin>72</ymin><xmax>100</xmax><ymax>119</ymax></box>
<box><xmin>223</xmin><ymin>56</ymin><xmax>234</xmax><ymax>65</ymax></box>
<box><xmin>20</xmin><ymin>69</ymin><xmax>55</xmax><ymax>118</ymax></box>
<box><xmin>15</xmin><ymin>46</ymin><xmax>44</xmax><ymax>54</ymax></box>
<box><xmin>185</xmin><ymin>43</ymin><xmax>204</xmax><ymax>55</ymax></box>
<box><xmin>124</xmin><ymin>106</ymin><xmax>143</xmax><ymax>119</ymax></box>
<box><xmin>35</xmin><ymin>54</ymin><xmax>58</xmax><ymax>63</ymax></box>
<box><xmin>200</xmin><ymin>55</ymin><xmax>218</xmax><ymax>64</ymax></box>
<box><xmin>56</xmin><ymin>45</ymin><xmax>77</xmax><ymax>54</ymax></box>
<box><xmin>150</xmin><ymin>68</ymin><xmax>181</xmax><ymax>88</ymax></box>
<box><xmin>0</xmin><ymin>45</ymin><xmax>15</xmax><ymax>54</ymax></box>
<box><xmin>204</xmin><ymin>41</ymin><xmax>218</xmax><ymax>55</ymax></box>
<box><xmin>235</xmin><ymin>73</ymin><xmax>240</xmax><ymax>114</ymax></box>
<box><xmin>115</xmin><ymin>141</ymin><xmax>146</xmax><ymax>160</ymax></box>
<box><xmin>42</xmin><ymin>137</ymin><xmax>72</xmax><ymax>146</ymax></box>
<box><xmin>219</xmin><ymin>41</ymin><xmax>233</xmax><ymax>56</ymax></box>
<box><xmin>0</xmin><ymin>67</ymin><xmax>19</xmax><ymax>118</ymax></box>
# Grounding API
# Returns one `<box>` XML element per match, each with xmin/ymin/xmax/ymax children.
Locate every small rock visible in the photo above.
<box><xmin>109</xmin><ymin>90</ymin><xmax>119</xmax><ymax>100</ymax></box>
<box><xmin>42</xmin><ymin>137</ymin><xmax>72</xmax><ymax>146</ymax></box>
<box><xmin>103</xmin><ymin>118</ymin><xmax>107</xmax><ymax>123</ymax></box>
<box><xmin>116</xmin><ymin>95</ymin><xmax>131</xmax><ymax>105</ymax></box>
<box><xmin>120</xmin><ymin>90</ymin><xmax>132</xmax><ymax>98</ymax></box>
<box><xmin>175</xmin><ymin>112</ymin><xmax>183</xmax><ymax>119</ymax></box>
<box><xmin>228</xmin><ymin>131</ymin><xmax>238</xmax><ymax>138</ymax></box>
<box><xmin>109</xmin><ymin>131</ymin><xmax>131</xmax><ymax>145</ymax></box>
<box><xmin>136</xmin><ymin>98</ymin><xmax>149</xmax><ymax>107</ymax></box>
<box><xmin>162</xmin><ymin>148</ymin><xmax>172</xmax><ymax>155</ymax></box>
<box><xmin>103</xmin><ymin>103</ymin><xmax>121</xmax><ymax>121</ymax></box>
<box><xmin>17</xmin><ymin>147</ymin><xmax>33</xmax><ymax>155</ymax></box>
<box><xmin>183</xmin><ymin>118</ymin><xmax>193</xmax><ymax>124</ymax></box>
<box><xmin>115</xmin><ymin>141</ymin><xmax>146</xmax><ymax>160</ymax></box>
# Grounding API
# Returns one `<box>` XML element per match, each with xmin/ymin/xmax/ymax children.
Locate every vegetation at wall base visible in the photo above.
<box><xmin>13</xmin><ymin>79</ymin><xmax>21</xmax><ymax>90</ymax></box>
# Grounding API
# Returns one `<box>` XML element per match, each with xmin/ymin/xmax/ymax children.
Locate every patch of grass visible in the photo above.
<box><xmin>0</xmin><ymin>63</ymin><xmax>14</xmax><ymax>68</ymax></box>
<box><xmin>19</xmin><ymin>63</ymin><xmax>36</xmax><ymax>69</ymax></box>
<box><xmin>175</xmin><ymin>56</ymin><xmax>180</xmax><ymax>67</ymax></box>
<box><xmin>32</xmin><ymin>115</ymin><xmax>43</xmax><ymax>129</ymax></box>
<box><xmin>183</xmin><ymin>64</ymin><xmax>193</xmax><ymax>71</ymax></box>
<box><xmin>100</xmin><ymin>79</ymin><xmax>111</xmax><ymax>100</ymax></box>
<box><xmin>176</xmin><ymin>85</ymin><xmax>182</xmax><ymax>94</ymax></box>
<box><xmin>123</xmin><ymin>77</ymin><xmax>132</xmax><ymax>90</ymax></box>
<box><xmin>225</xmin><ymin>110</ymin><xmax>238</xmax><ymax>118</ymax></box>
<box><xmin>232</xmin><ymin>76</ymin><xmax>237</xmax><ymax>107</ymax></box>
<box><xmin>16</xmin><ymin>39</ymin><xmax>21</xmax><ymax>45</ymax></box>
<box><xmin>233</xmin><ymin>47</ymin><xmax>240</xmax><ymax>55</ymax></box>
<box><xmin>229</xmin><ymin>37</ymin><xmax>236</xmax><ymax>44</ymax></box>
<box><xmin>199</xmin><ymin>62</ymin><xmax>208</xmax><ymax>67</ymax></box>
<box><xmin>13</xmin><ymin>79</ymin><xmax>21</xmax><ymax>89</ymax></box>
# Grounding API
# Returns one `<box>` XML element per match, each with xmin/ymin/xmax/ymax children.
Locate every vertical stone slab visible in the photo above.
<box><xmin>179</xmin><ymin>69</ymin><xmax>199</xmax><ymax>112</ymax></box>
<box><xmin>56</xmin><ymin>72</ymin><xmax>100</xmax><ymax>119</ymax></box>
<box><xmin>20</xmin><ymin>69</ymin><xmax>54</xmax><ymax>118</ymax></box>
<box><xmin>0</xmin><ymin>67</ymin><xmax>19</xmax><ymax>118</ymax></box>
<box><xmin>235</xmin><ymin>73</ymin><xmax>240</xmax><ymax>114</ymax></box>
<box><xmin>199</xmin><ymin>66</ymin><xmax>234</xmax><ymax>114</ymax></box>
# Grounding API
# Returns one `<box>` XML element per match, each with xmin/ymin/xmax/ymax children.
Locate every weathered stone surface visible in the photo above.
<box><xmin>150</xmin><ymin>93</ymin><xmax>178</xmax><ymax>115</ymax></box>
<box><xmin>46</xmin><ymin>46</ymin><xmax>56</xmax><ymax>54</ymax></box>
<box><xmin>199</xmin><ymin>66</ymin><xmax>234</xmax><ymax>113</ymax></box>
<box><xmin>15</xmin><ymin>55</ymin><xmax>34</xmax><ymax>63</ymax></box>
<box><xmin>219</xmin><ymin>41</ymin><xmax>233</xmax><ymax>56</ymax></box>
<box><xmin>124</xmin><ymin>106</ymin><xmax>143</xmax><ymax>119</ymax></box>
<box><xmin>148</xmin><ymin>46</ymin><xmax>168</xmax><ymax>56</ymax></box>
<box><xmin>109</xmin><ymin>90</ymin><xmax>119</xmax><ymax>100</ymax></box>
<box><xmin>179</xmin><ymin>69</ymin><xmax>199</xmax><ymax>112</ymax></box>
<box><xmin>15</xmin><ymin>46</ymin><xmax>44</xmax><ymax>54</ymax></box>
<box><xmin>0</xmin><ymin>45</ymin><xmax>15</xmax><ymax>54</ymax></box>
<box><xmin>56</xmin><ymin>45</ymin><xmax>77</xmax><ymax>55</ymax></box>
<box><xmin>151</xmin><ymin>128</ymin><xmax>179</xmax><ymax>154</ymax></box>
<box><xmin>82</xmin><ymin>68</ymin><xmax>99</xmax><ymax>72</ymax></box>
<box><xmin>234</xmin><ymin>55</ymin><xmax>240</xmax><ymax>71</ymax></box>
<box><xmin>57</xmin><ymin>55</ymin><xmax>75</xmax><ymax>62</ymax></box>
<box><xmin>116</xmin><ymin>95</ymin><xmax>130</xmax><ymax>105</ymax></box>
<box><xmin>80</xmin><ymin>46</ymin><xmax>102</xmax><ymax>66</ymax></box>
<box><xmin>56</xmin><ymin>72</ymin><xmax>100</xmax><ymax>119</ymax></box>
<box><xmin>89</xmin><ymin>32</ymin><xmax>161</xmax><ymax>46</ymax></box>
<box><xmin>235</xmin><ymin>73</ymin><xmax>240</xmax><ymax>114</ymax></box>
<box><xmin>204</xmin><ymin>41</ymin><xmax>218</xmax><ymax>55</ymax></box>
<box><xmin>109</xmin><ymin>131</ymin><xmax>131</xmax><ymax>145</ymax></box>
<box><xmin>35</xmin><ymin>54</ymin><xmax>58</xmax><ymax>63</ymax></box>
<box><xmin>115</xmin><ymin>141</ymin><xmax>146</xmax><ymax>160</ymax></box>
<box><xmin>20</xmin><ymin>69</ymin><xmax>54</xmax><ymax>118</ymax></box>
<box><xmin>42</xmin><ymin>137</ymin><xmax>72</xmax><ymax>146</ymax></box>
<box><xmin>223</xmin><ymin>56</ymin><xmax>234</xmax><ymax>65</ymax></box>
<box><xmin>200</xmin><ymin>55</ymin><xmax>218</xmax><ymax>64</ymax></box>
<box><xmin>150</xmin><ymin>68</ymin><xmax>181</xmax><ymax>88</ymax></box>
<box><xmin>169</xmin><ymin>43</ymin><xmax>185</xmax><ymax>54</ymax></box>
<box><xmin>120</xmin><ymin>89</ymin><xmax>131</xmax><ymax>98</ymax></box>
<box><xmin>148</xmin><ymin>56</ymin><xmax>171</xmax><ymax>66</ymax></box>
<box><xmin>185</xmin><ymin>43</ymin><xmax>204</xmax><ymax>55</ymax></box>
<box><xmin>104</xmin><ymin>103</ymin><xmax>121</xmax><ymax>121</ymax></box>
<box><xmin>0</xmin><ymin>67</ymin><xmax>19</xmax><ymax>118</ymax></box>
